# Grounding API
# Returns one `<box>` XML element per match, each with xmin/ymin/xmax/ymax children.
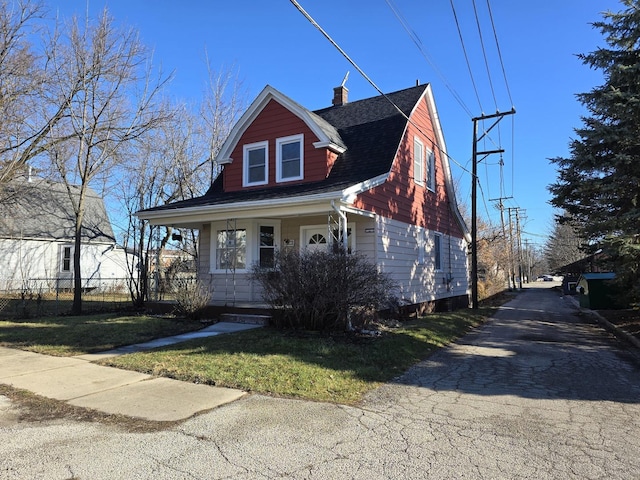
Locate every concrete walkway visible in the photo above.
<box><xmin>0</xmin><ymin>322</ymin><xmax>262</xmax><ymax>422</ymax></box>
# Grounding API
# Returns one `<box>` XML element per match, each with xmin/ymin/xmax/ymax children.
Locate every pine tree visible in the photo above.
<box><xmin>549</xmin><ymin>0</ymin><xmax>640</xmax><ymax>305</ymax></box>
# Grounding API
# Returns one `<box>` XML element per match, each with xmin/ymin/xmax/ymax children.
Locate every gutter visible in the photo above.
<box><xmin>137</xmin><ymin>190</ymin><xmax>344</xmax><ymax>222</ymax></box>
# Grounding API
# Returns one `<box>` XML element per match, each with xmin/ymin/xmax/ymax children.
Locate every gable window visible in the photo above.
<box><xmin>216</xmin><ymin>229</ymin><xmax>247</xmax><ymax>270</ymax></box>
<box><xmin>276</xmin><ymin>134</ymin><xmax>303</xmax><ymax>182</ymax></box>
<box><xmin>426</xmin><ymin>148</ymin><xmax>435</xmax><ymax>191</ymax></box>
<box><xmin>243</xmin><ymin>141</ymin><xmax>268</xmax><ymax>186</ymax></box>
<box><xmin>414</xmin><ymin>137</ymin><xmax>425</xmax><ymax>186</ymax></box>
<box><xmin>61</xmin><ymin>245</ymin><xmax>72</xmax><ymax>272</ymax></box>
<box><xmin>434</xmin><ymin>233</ymin><xmax>442</xmax><ymax>271</ymax></box>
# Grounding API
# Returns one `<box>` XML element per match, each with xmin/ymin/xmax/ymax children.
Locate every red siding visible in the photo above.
<box><xmin>224</xmin><ymin>99</ymin><xmax>330</xmax><ymax>192</ymax></box>
<box><xmin>353</xmin><ymin>98</ymin><xmax>465</xmax><ymax>239</ymax></box>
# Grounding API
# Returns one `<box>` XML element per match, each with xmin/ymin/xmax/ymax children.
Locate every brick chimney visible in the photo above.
<box><xmin>332</xmin><ymin>85</ymin><xmax>348</xmax><ymax>106</ymax></box>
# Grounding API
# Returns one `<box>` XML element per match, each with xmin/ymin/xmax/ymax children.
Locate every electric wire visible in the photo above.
<box><xmin>486</xmin><ymin>0</ymin><xmax>514</xmax><ymax>107</ymax></box>
<box><xmin>471</xmin><ymin>0</ymin><xmax>498</xmax><ymax>109</ymax></box>
<box><xmin>289</xmin><ymin>0</ymin><xmax>474</xmax><ymax>179</ymax></box>
<box><xmin>384</xmin><ymin>0</ymin><xmax>473</xmax><ymax>118</ymax></box>
<box><xmin>449</xmin><ymin>0</ymin><xmax>483</xmax><ymax>113</ymax></box>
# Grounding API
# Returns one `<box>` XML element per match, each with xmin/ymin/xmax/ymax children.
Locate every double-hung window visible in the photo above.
<box><xmin>414</xmin><ymin>137</ymin><xmax>425</xmax><ymax>186</ymax></box>
<box><xmin>276</xmin><ymin>134</ymin><xmax>303</xmax><ymax>182</ymax></box>
<box><xmin>243</xmin><ymin>141</ymin><xmax>268</xmax><ymax>186</ymax></box>
<box><xmin>259</xmin><ymin>225</ymin><xmax>275</xmax><ymax>268</ymax></box>
<box><xmin>426</xmin><ymin>148</ymin><xmax>436</xmax><ymax>191</ymax></box>
<box><xmin>61</xmin><ymin>245</ymin><xmax>72</xmax><ymax>272</ymax></box>
<box><xmin>216</xmin><ymin>229</ymin><xmax>247</xmax><ymax>270</ymax></box>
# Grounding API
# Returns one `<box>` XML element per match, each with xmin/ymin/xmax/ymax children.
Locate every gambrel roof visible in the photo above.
<box><xmin>138</xmin><ymin>83</ymin><xmax>468</xmax><ymax>242</ymax></box>
<box><xmin>141</xmin><ymin>84</ymin><xmax>430</xmax><ymax>214</ymax></box>
<box><xmin>0</xmin><ymin>177</ymin><xmax>116</xmax><ymax>243</ymax></box>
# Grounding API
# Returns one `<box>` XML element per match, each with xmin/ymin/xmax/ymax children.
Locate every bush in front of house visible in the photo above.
<box><xmin>251</xmin><ymin>249</ymin><xmax>395</xmax><ymax>331</ymax></box>
<box><xmin>172</xmin><ymin>277</ymin><xmax>212</xmax><ymax>320</ymax></box>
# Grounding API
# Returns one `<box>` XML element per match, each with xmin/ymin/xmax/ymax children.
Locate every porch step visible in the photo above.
<box><xmin>219</xmin><ymin>313</ymin><xmax>271</xmax><ymax>326</ymax></box>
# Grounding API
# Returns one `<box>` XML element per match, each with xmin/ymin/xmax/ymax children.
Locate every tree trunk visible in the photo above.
<box><xmin>72</xmin><ymin>221</ymin><xmax>83</xmax><ymax>315</ymax></box>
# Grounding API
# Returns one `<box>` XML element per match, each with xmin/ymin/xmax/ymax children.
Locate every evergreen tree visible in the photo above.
<box><xmin>549</xmin><ymin>0</ymin><xmax>640</xmax><ymax>305</ymax></box>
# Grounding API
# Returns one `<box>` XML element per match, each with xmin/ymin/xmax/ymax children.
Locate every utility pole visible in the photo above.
<box><xmin>471</xmin><ymin>109</ymin><xmax>516</xmax><ymax>309</ymax></box>
<box><xmin>507</xmin><ymin>207</ymin><xmax>516</xmax><ymax>290</ymax></box>
<box><xmin>515</xmin><ymin>208</ymin><xmax>523</xmax><ymax>289</ymax></box>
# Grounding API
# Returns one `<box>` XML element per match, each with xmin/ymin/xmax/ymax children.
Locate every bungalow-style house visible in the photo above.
<box><xmin>0</xmin><ymin>176</ymin><xmax>129</xmax><ymax>293</ymax></box>
<box><xmin>138</xmin><ymin>83</ymin><xmax>471</xmax><ymax>310</ymax></box>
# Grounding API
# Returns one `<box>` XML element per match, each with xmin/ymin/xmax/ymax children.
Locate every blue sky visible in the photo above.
<box><xmin>45</xmin><ymin>0</ymin><xmax>622</xmax><ymax>248</ymax></box>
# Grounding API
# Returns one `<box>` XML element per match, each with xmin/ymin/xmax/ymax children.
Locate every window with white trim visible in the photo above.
<box><xmin>276</xmin><ymin>134</ymin><xmax>303</xmax><ymax>182</ymax></box>
<box><xmin>259</xmin><ymin>225</ymin><xmax>275</xmax><ymax>268</ymax></box>
<box><xmin>434</xmin><ymin>233</ymin><xmax>442</xmax><ymax>271</ymax></box>
<box><xmin>414</xmin><ymin>137</ymin><xmax>425</xmax><ymax>186</ymax></box>
<box><xmin>216</xmin><ymin>229</ymin><xmax>247</xmax><ymax>270</ymax></box>
<box><xmin>426</xmin><ymin>148</ymin><xmax>436</xmax><ymax>191</ymax></box>
<box><xmin>243</xmin><ymin>141</ymin><xmax>268</xmax><ymax>186</ymax></box>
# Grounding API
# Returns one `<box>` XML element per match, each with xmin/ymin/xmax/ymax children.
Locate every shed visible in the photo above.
<box><xmin>577</xmin><ymin>272</ymin><xmax>616</xmax><ymax>309</ymax></box>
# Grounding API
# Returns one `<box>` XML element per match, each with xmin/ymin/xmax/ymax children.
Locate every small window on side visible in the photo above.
<box><xmin>434</xmin><ymin>233</ymin><xmax>442</xmax><ymax>271</ymax></box>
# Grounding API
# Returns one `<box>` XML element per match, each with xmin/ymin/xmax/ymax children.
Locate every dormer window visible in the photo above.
<box><xmin>276</xmin><ymin>134</ymin><xmax>303</xmax><ymax>182</ymax></box>
<box><xmin>243</xmin><ymin>141</ymin><xmax>268</xmax><ymax>186</ymax></box>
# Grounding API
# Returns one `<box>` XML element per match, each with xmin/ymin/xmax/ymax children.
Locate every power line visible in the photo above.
<box><xmin>384</xmin><ymin>0</ymin><xmax>473</xmax><ymax>118</ymax></box>
<box><xmin>289</xmin><ymin>0</ymin><xmax>474</xmax><ymax>178</ymax></box>
<box><xmin>471</xmin><ymin>0</ymin><xmax>498</xmax><ymax>109</ymax></box>
<box><xmin>486</xmin><ymin>0</ymin><xmax>514</xmax><ymax>107</ymax></box>
<box><xmin>449</xmin><ymin>0</ymin><xmax>483</xmax><ymax>113</ymax></box>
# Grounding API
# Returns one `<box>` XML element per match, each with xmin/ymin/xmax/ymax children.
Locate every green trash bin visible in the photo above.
<box><xmin>577</xmin><ymin>273</ymin><xmax>616</xmax><ymax>309</ymax></box>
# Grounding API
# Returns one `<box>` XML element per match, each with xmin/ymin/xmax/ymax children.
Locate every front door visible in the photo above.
<box><xmin>302</xmin><ymin>227</ymin><xmax>328</xmax><ymax>253</ymax></box>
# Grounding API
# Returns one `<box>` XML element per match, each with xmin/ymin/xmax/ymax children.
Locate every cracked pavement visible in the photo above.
<box><xmin>2</xmin><ymin>285</ymin><xmax>639</xmax><ymax>479</ymax></box>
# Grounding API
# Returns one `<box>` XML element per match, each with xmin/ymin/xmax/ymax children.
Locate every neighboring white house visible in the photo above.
<box><xmin>0</xmin><ymin>176</ymin><xmax>129</xmax><ymax>293</ymax></box>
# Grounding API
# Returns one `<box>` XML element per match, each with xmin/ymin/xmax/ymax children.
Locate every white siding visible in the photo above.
<box><xmin>194</xmin><ymin>213</ymin><xmax>470</xmax><ymax>307</ymax></box>
<box><xmin>375</xmin><ymin>216</ymin><xmax>469</xmax><ymax>304</ymax></box>
<box><xmin>0</xmin><ymin>238</ymin><xmax>129</xmax><ymax>291</ymax></box>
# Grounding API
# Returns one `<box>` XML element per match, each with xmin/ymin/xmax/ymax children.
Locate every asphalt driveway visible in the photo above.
<box><xmin>2</xmin><ymin>285</ymin><xmax>639</xmax><ymax>479</ymax></box>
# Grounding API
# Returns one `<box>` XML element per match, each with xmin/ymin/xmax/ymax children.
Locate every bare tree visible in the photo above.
<box><xmin>544</xmin><ymin>213</ymin><xmax>586</xmax><ymax>273</ymax></box>
<box><xmin>200</xmin><ymin>55</ymin><xmax>245</xmax><ymax>184</ymax></box>
<box><xmin>121</xmin><ymin>63</ymin><xmax>244</xmax><ymax>306</ymax></box>
<box><xmin>0</xmin><ymin>0</ymin><xmax>58</xmax><ymax>195</ymax></box>
<box><xmin>43</xmin><ymin>9</ymin><xmax>172</xmax><ymax>314</ymax></box>
<box><xmin>120</xmin><ymin>108</ymin><xmax>200</xmax><ymax>306</ymax></box>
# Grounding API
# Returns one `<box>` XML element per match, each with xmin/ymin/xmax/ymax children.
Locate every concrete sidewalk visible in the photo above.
<box><xmin>0</xmin><ymin>322</ymin><xmax>262</xmax><ymax>422</ymax></box>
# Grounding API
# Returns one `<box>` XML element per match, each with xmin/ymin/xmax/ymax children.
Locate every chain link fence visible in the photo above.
<box><xmin>0</xmin><ymin>277</ymin><xmax>132</xmax><ymax>317</ymax></box>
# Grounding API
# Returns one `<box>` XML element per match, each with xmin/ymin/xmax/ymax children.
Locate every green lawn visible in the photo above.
<box><xmin>0</xmin><ymin>307</ymin><xmax>498</xmax><ymax>404</ymax></box>
<box><xmin>0</xmin><ymin>313</ymin><xmax>205</xmax><ymax>356</ymax></box>
<box><xmin>100</xmin><ymin>309</ymin><xmax>495</xmax><ymax>404</ymax></box>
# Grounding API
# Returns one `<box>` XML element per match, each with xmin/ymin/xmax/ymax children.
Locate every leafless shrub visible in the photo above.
<box><xmin>172</xmin><ymin>278</ymin><xmax>212</xmax><ymax>320</ymax></box>
<box><xmin>252</xmin><ymin>249</ymin><xmax>396</xmax><ymax>331</ymax></box>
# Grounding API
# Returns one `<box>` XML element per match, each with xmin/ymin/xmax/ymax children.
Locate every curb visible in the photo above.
<box><xmin>565</xmin><ymin>295</ymin><xmax>640</xmax><ymax>350</ymax></box>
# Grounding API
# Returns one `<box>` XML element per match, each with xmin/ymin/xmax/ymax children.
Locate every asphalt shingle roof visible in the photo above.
<box><xmin>0</xmin><ymin>178</ymin><xmax>116</xmax><ymax>243</ymax></box>
<box><xmin>141</xmin><ymin>84</ymin><xmax>428</xmax><ymax>213</ymax></box>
